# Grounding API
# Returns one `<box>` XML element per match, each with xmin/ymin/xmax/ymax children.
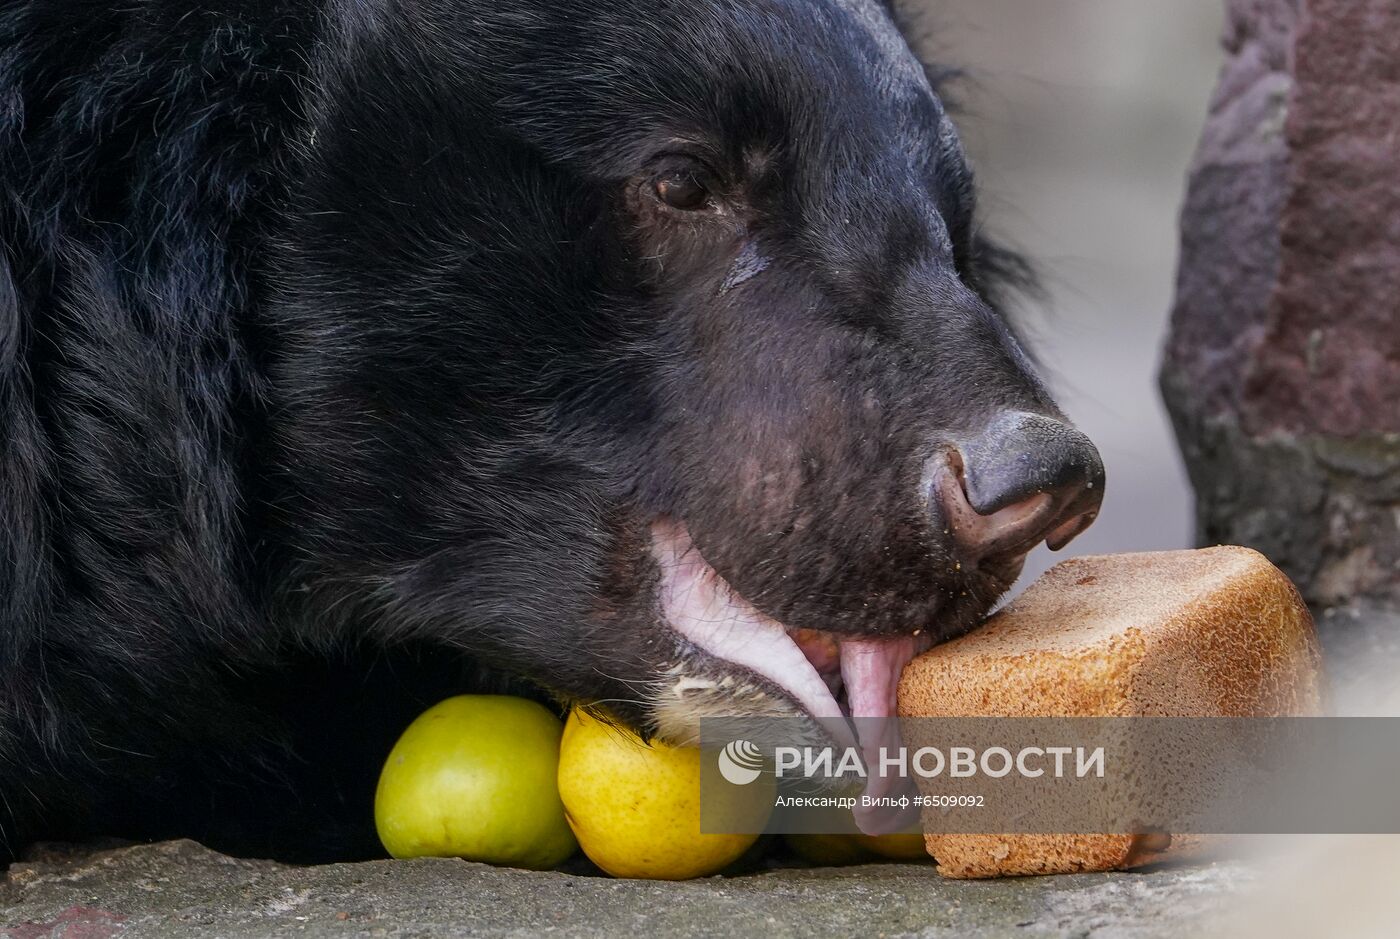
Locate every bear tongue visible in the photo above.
<box><xmin>840</xmin><ymin>637</ymin><xmax>926</xmax><ymax>835</ymax></box>
<box><xmin>839</xmin><ymin>636</ymin><xmax>920</xmax><ymax>725</ymax></box>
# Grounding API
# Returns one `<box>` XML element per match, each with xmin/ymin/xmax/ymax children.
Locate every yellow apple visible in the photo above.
<box><xmin>557</xmin><ymin>708</ymin><xmax>774</xmax><ymax>879</ymax></box>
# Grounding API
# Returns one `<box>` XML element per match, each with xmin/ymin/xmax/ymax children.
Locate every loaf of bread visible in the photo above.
<box><xmin>896</xmin><ymin>546</ymin><xmax>1324</xmax><ymax>878</ymax></box>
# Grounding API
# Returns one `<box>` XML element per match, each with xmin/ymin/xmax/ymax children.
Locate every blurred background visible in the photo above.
<box><xmin>903</xmin><ymin>0</ymin><xmax>1226</xmax><ymax>589</ymax></box>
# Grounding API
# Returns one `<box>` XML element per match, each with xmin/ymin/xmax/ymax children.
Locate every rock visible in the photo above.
<box><xmin>1165</xmin><ymin>0</ymin><xmax>1400</xmax><ymax>437</ymax></box>
<box><xmin>0</xmin><ymin>839</ymin><xmax>1253</xmax><ymax>938</ymax></box>
<box><xmin>1160</xmin><ymin>0</ymin><xmax>1400</xmax><ymax>677</ymax></box>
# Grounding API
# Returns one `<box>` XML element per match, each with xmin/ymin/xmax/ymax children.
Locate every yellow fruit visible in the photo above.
<box><xmin>853</xmin><ymin>832</ymin><xmax>932</xmax><ymax>861</ymax></box>
<box><xmin>375</xmin><ymin>695</ymin><xmax>577</xmax><ymax>870</ymax></box>
<box><xmin>557</xmin><ymin>708</ymin><xmax>774</xmax><ymax>879</ymax></box>
<box><xmin>785</xmin><ymin>832</ymin><xmax>875</xmax><ymax>866</ymax></box>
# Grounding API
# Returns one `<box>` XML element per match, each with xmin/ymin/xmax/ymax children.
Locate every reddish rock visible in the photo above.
<box><xmin>1162</xmin><ymin>0</ymin><xmax>1297</xmax><ymax>421</ymax></box>
<box><xmin>1161</xmin><ymin>0</ymin><xmax>1400</xmax><ymax>623</ymax></box>
<box><xmin>1241</xmin><ymin>0</ymin><xmax>1400</xmax><ymax>436</ymax></box>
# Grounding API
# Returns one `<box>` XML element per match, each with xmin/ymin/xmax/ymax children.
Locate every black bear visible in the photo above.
<box><xmin>0</xmin><ymin>0</ymin><xmax>1103</xmax><ymax>861</ymax></box>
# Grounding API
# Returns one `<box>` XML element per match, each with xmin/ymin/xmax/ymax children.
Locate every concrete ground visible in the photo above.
<box><xmin>0</xmin><ymin>840</ymin><xmax>1253</xmax><ymax>939</ymax></box>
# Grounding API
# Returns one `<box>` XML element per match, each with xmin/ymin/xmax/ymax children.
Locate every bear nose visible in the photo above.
<box><xmin>929</xmin><ymin>411</ymin><xmax>1105</xmax><ymax>562</ymax></box>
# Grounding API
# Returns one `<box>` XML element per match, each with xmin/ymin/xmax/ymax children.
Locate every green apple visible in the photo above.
<box><xmin>375</xmin><ymin>695</ymin><xmax>577</xmax><ymax>869</ymax></box>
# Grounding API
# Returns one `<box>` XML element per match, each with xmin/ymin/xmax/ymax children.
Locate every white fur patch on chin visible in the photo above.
<box><xmin>649</xmin><ymin>669</ymin><xmax>789</xmax><ymax>748</ymax></box>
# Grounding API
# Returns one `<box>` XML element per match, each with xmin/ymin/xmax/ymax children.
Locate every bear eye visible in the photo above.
<box><xmin>653</xmin><ymin>171</ymin><xmax>713</xmax><ymax>211</ymax></box>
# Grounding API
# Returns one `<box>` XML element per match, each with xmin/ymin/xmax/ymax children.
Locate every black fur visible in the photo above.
<box><xmin>1</xmin><ymin>0</ymin><xmax>1059</xmax><ymax>861</ymax></box>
